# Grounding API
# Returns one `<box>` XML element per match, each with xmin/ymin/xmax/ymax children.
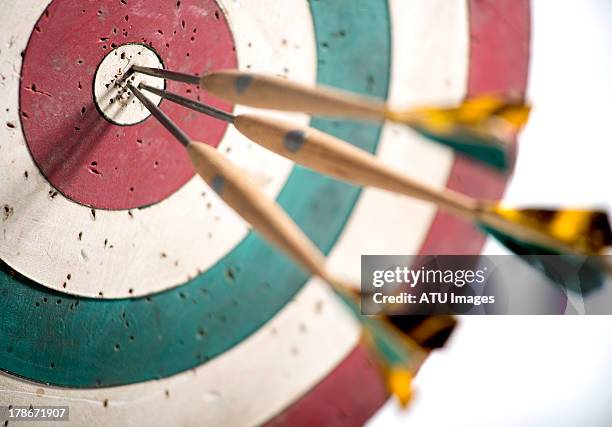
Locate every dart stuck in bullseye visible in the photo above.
<box><xmin>132</xmin><ymin>65</ymin><xmax>530</xmax><ymax>171</ymax></box>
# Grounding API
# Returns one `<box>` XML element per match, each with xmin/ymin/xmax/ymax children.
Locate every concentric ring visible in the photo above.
<box><xmin>0</xmin><ymin>0</ymin><xmax>530</xmax><ymax>425</ymax></box>
<box><xmin>20</xmin><ymin>0</ymin><xmax>236</xmax><ymax>210</ymax></box>
<box><xmin>1</xmin><ymin>0</ymin><xmax>309</xmax><ymax>298</ymax></box>
<box><xmin>0</xmin><ymin>0</ymin><xmax>388</xmax><ymax>387</ymax></box>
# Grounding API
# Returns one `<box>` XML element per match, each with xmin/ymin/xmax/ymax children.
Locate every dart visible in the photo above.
<box><xmin>132</xmin><ymin>66</ymin><xmax>530</xmax><ymax>171</ymax></box>
<box><xmin>129</xmin><ymin>83</ymin><xmax>441</xmax><ymax>404</ymax></box>
<box><xmin>139</xmin><ymin>84</ymin><xmax>611</xmax><ymax>293</ymax></box>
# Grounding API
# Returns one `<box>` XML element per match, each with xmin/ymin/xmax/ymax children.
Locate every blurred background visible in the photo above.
<box><xmin>370</xmin><ymin>1</ymin><xmax>612</xmax><ymax>425</ymax></box>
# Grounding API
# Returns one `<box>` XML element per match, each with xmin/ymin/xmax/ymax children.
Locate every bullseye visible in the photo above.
<box><xmin>93</xmin><ymin>43</ymin><xmax>165</xmax><ymax>126</ymax></box>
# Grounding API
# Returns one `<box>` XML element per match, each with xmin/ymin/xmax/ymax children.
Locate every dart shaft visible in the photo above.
<box><xmin>127</xmin><ymin>83</ymin><xmax>190</xmax><ymax>146</ymax></box>
<box><xmin>200</xmin><ymin>71</ymin><xmax>517</xmax><ymax>172</ymax></box>
<box><xmin>227</xmin><ymin>112</ymin><xmax>564</xmax><ymax>254</ymax></box>
<box><xmin>200</xmin><ymin>69</ymin><xmax>387</xmax><ymax>121</ymax></box>
<box><xmin>232</xmin><ymin>114</ymin><xmax>480</xmax><ymax>218</ymax></box>
<box><xmin>186</xmin><ymin>141</ymin><xmax>331</xmax><ymax>280</ymax></box>
<box><xmin>214</xmin><ymin>114</ymin><xmax>578</xmax><ymax>254</ymax></box>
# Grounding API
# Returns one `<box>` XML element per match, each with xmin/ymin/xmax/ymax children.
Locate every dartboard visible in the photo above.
<box><xmin>0</xmin><ymin>0</ymin><xmax>529</xmax><ymax>426</ymax></box>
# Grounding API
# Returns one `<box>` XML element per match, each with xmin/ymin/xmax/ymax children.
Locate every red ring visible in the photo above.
<box><xmin>418</xmin><ymin>0</ymin><xmax>531</xmax><ymax>255</ymax></box>
<box><xmin>20</xmin><ymin>0</ymin><xmax>237</xmax><ymax>210</ymax></box>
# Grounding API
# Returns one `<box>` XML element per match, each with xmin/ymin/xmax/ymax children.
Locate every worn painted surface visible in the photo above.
<box><xmin>21</xmin><ymin>0</ymin><xmax>236</xmax><ymax>209</ymax></box>
<box><xmin>0</xmin><ymin>0</ymin><xmax>530</xmax><ymax>426</ymax></box>
<box><xmin>0</xmin><ymin>280</ymin><xmax>360</xmax><ymax>427</ymax></box>
<box><xmin>1</xmin><ymin>0</ymin><xmax>310</xmax><ymax>298</ymax></box>
<box><xmin>0</xmin><ymin>0</ymin><xmax>389</xmax><ymax>387</ymax></box>
<box><xmin>264</xmin><ymin>345</ymin><xmax>388</xmax><ymax>427</ymax></box>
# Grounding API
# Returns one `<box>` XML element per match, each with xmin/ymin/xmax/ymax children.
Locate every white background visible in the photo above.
<box><xmin>370</xmin><ymin>1</ymin><xmax>612</xmax><ymax>425</ymax></box>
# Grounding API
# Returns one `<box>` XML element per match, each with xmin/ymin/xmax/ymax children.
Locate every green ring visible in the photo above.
<box><xmin>0</xmin><ymin>0</ymin><xmax>391</xmax><ymax>387</ymax></box>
